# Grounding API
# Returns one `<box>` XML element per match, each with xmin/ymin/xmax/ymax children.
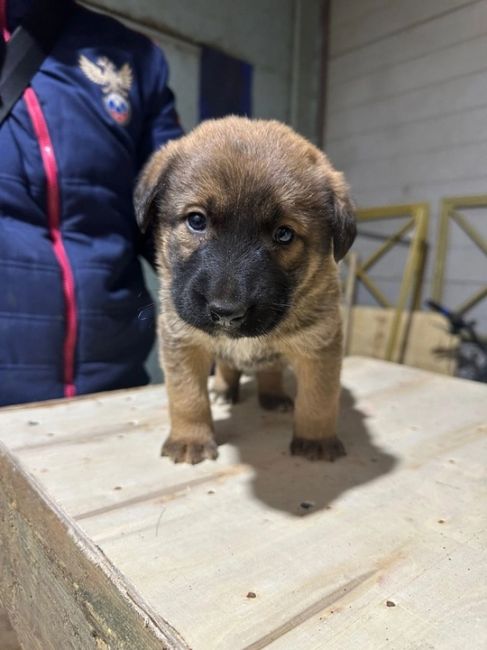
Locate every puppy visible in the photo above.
<box><xmin>135</xmin><ymin>117</ymin><xmax>356</xmax><ymax>464</ymax></box>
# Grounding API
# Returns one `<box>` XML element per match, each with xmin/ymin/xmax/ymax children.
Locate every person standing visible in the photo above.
<box><xmin>0</xmin><ymin>0</ymin><xmax>183</xmax><ymax>405</ymax></box>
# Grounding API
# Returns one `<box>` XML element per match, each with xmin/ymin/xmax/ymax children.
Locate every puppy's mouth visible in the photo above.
<box><xmin>175</xmin><ymin>293</ymin><xmax>288</xmax><ymax>338</ymax></box>
<box><xmin>207</xmin><ymin>301</ymin><xmax>286</xmax><ymax>338</ymax></box>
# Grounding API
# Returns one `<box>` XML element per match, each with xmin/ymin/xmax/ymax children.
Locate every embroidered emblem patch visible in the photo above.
<box><xmin>79</xmin><ymin>55</ymin><xmax>133</xmax><ymax>125</ymax></box>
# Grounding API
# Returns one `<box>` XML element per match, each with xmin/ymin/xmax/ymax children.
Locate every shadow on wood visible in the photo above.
<box><xmin>214</xmin><ymin>383</ymin><xmax>397</xmax><ymax>517</ymax></box>
<box><xmin>0</xmin><ymin>607</ymin><xmax>21</xmax><ymax>650</ymax></box>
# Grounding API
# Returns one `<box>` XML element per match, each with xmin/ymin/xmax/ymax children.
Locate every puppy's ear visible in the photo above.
<box><xmin>134</xmin><ymin>147</ymin><xmax>174</xmax><ymax>234</ymax></box>
<box><xmin>328</xmin><ymin>172</ymin><xmax>357</xmax><ymax>262</ymax></box>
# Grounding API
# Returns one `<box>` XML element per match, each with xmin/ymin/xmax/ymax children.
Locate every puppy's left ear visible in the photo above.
<box><xmin>134</xmin><ymin>146</ymin><xmax>174</xmax><ymax>234</ymax></box>
<box><xmin>329</xmin><ymin>172</ymin><xmax>357</xmax><ymax>262</ymax></box>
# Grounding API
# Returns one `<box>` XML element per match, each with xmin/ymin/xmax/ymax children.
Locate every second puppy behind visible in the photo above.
<box><xmin>135</xmin><ymin>116</ymin><xmax>356</xmax><ymax>464</ymax></box>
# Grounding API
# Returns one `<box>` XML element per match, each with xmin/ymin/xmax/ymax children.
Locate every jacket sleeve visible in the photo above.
<box><xmin>136</xmin><ymin>43</ymin><xmax>184</xmax><ymax>266</ymax></box>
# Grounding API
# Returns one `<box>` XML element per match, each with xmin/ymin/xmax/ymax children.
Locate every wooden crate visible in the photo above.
<box><xmin>0</xmin><ymin>358</ymin><xmax>486</xmax><ymax>649</ymax></box>
<box><xmin>347</xmin><ymin>307</ymin><xmax>459</xmax><ymax>375</ymax></box>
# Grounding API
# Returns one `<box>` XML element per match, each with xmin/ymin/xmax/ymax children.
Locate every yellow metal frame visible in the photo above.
<box><xmin>347</xmin><ymin>203</ymin><xmax>429</xmax><ymax>360</ymax></box>
<box><xmin>432</xmin><ymin>195</ymin><xmax>487</xmax><ymax>314</ymax></box>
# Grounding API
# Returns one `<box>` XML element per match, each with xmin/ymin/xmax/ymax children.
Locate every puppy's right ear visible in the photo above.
<box><xmin>134</xmin><ymin>147</ymin><xmax>174</xmax><ymax>234</ymax></box>
<box><xmin>326</xmin><ymin>169</ymin><xmax>356</xmax><ymax>262</ymax></box>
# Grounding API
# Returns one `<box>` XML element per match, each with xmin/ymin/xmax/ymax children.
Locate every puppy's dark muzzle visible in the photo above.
<box><xmin>208</xmin><ymin>300</ymin><xmax>248</xmax><ymax>330</ymax></box>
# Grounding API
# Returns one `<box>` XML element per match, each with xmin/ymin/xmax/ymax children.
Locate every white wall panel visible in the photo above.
<box><xmin>328</xmin><ymin>0</ymin><xmax>487</xmax><ymax>330</ymax></box>
<box><xmin>330</xmin><ymin>0</ymin><xmax>475</xmax><ymax>56</ymax></box>
<box><xmin>329</xmin><ymin>32</ymin><xmax>487</xmax><ymax>113</ymax></box>
<box><xmin>329</xmin><ymin>1</ymin><xmax>487</xmax><ymax>86</ymax></box>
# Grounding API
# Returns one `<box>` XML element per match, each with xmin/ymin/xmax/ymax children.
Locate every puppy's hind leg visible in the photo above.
<box><xmin>212</xmin><ymin>362</ymin><xmax>241</xmax><ymax>404</ymax></box>
<box><xmin>161</xmin><ymin>343</ymin><xmax>218</xmax><ymax>464</ymax></box>
<box><xmin>257</xmin><ymin>367</ymin><xmax>294</xmax><ymax>413</ymax></box>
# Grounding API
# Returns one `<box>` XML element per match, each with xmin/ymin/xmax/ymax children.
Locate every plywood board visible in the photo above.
<box><xmin>0</xmin><ymin>358</ymin><xmax>486</xmax><ymax>649</ymax></box>
<box><xmin>347</xmin><ymin>307</ymin><xmax>458</xmax><ymax>375</ymax></box>
<box><xmin>0</xmin><ymin>608</ymin><xmax>20</xmax><ymax>650</ymax></box>
<box><xmin>0</xmin><ymin>441</ymin><xmax>188</xmax><ymax>650</ymax></box>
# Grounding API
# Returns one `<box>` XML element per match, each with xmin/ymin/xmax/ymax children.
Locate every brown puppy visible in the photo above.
<box><xmin>135</xmin><ymin>117</ymin><xmax>356</xmax><ymax>464</ymax></box>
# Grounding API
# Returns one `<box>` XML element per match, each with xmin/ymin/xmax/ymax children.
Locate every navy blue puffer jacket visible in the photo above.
<box><xmin>0</xmin><ymin>0</ymin><xmax>182</xmax><ymax>405</ymax></box>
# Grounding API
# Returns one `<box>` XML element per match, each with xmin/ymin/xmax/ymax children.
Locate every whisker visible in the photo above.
<box><xmin>137</xmin><ymin>302</ymin><xmax>155</xmax><ymax>321</ymax></box>
<box><xmin>268</xmin><ymin>302</ymin><xmax>293</xmax><ymax>309</ymax></box>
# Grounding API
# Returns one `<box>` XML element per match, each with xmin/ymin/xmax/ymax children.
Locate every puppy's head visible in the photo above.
<box><xmin>135</xmin><ymin>117</ymin><xmax>355</xmax><ymax>338</ymax></box>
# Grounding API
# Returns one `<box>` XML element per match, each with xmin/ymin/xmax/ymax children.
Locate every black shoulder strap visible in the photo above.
<box><xmin>0</xmin><ymin>0</ymin><xmax>74</xmax><ymax>126</ymax></box>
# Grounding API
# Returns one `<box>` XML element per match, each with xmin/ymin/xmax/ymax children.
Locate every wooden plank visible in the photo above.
<box><xmin>330</xmin><ymin>0</ymin><xmax>474</xmax><ymax>56</ymax></box>
<box><xmin>336</xmin><ymin>141</ymin><xmax>487</xmax><ymax>195</ymax></box>
<box><xmin>0</xmin><ymin>441</ymin><xmax>189</xmax><ymax>650</ymax></box>
<box><xmin>0</xmin><ymin>608</ymin><xmax>20</xmax><ymax>650</ymax></box>
<box><xmin>345</xmin><ymin>177</ymin><xmax>487</xmax><ymax>210</ymax></box>
<box><xmin>328</xmin><ymin>103</ymin><xmax>487</xmax><ymax>169</ymax></box>
<box><xmin>329</xmin><ymin>1</ymin><xmax>487</xmax><ymax>84</ymax></box>
<box><xmin>331</xmin><ymin>0</ymin><xmax>387</xmax><ymax>28</ymax></box>
<box><xmin>327</xmin><ymin>68</ymin><xmax>487</xmax><ymax>142</ymax></box>
<box><xmin>0</xmin><ymin>383</ymin><xmax>167</xmax><ymax>451</ymax></box>
<box><xmin>329</xmin><ymin>31</ymin><xmax>487</xmax><ymax>113</ymax></box>
<box><xmin>347</xmin><ymin>307</ymin><xmax>458</xmax><ymax>374</ymax></box>
<box><xmin>0</xmin><ymin>358</ymin><xmax>485</xmax><ymax>649</ymax></box>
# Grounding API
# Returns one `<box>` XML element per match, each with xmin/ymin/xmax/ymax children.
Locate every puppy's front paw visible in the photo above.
<box><xmin>290</xmin><ymin>436</ymin><xmax>346</xmax><ymax>462</ymax></box>
<box><xmin>161</xmin><ymin>437</ymin><xmax>219</xmax><ymax>464</ymax></box>
<box><xmin>259</xmin><ymin>393</ymin><xmax>294</xmax><ymax>412</ymax></box>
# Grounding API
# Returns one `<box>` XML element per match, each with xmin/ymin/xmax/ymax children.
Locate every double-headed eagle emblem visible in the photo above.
<box><xmin>79</xmin><ymin>55</ymin><xmax>133</xmax><ymax>125</ymax></box>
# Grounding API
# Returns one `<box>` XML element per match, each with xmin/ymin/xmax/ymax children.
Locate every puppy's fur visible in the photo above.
<box><xmin>135</xmin><ymin>117</ymin><xmax>356</xmax><ymax>464</ymax></box>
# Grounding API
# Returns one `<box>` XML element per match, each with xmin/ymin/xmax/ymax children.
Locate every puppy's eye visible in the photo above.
<box><xmin>186</xmin><ymin>212</ymin><xmax>207</xmax><ymax>232</ymax></box>
<box><xmin>273</xmin><ymin>226</ymin><xmax>295</xmax><ymax>245</ymax></box>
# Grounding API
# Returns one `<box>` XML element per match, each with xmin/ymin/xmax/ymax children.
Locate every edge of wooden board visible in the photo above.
<box><xmin>0</xmin><ymin>441</ymin><xmax>190</xmax><ymax>650</ymax></box>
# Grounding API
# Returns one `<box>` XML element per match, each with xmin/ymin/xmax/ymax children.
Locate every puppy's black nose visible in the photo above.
<box><xmin>208</xmin><ymin>300</ymin><xmax>247</xmax><ymax>328</ymax></box>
